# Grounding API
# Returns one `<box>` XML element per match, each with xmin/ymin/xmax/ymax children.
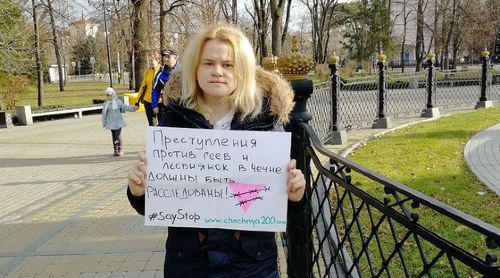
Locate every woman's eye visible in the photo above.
<box><xmin>203</xmin><ymin>62</ymin><xmax>213</xmax><ymax>66</ymax></box>
<box><xmin>224</xmin><ymin>63</ymin><xmax>234</xmax><ymax>68</ymax></box>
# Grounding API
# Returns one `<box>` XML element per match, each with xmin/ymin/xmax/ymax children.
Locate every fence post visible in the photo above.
<box><xmin>422</xmin><ymin>52</ymin><xmax>440</xmax><ymax>117</ymax></box>
<box><xmin>286</xmin><ymin>78</ymin><xmax>313</xmax><ymax>278</ymax></box>
<box><xmin>327</xmin><ymin>53</ymin><xmax>347</xmax><ymax>144</ymax></box>
<box><xmin>372</xmin><ymin>52</ymin><xmax>392</xmax><ymax>128</ymax></box>
<box><xmin>279</xmin><ymin>35</ymin><xmax>313</xmax><ymax>278</ymax></box>
<box><xmin>476</xmin><ymin>49</ymin><xmax>493</xmax><ymax>109</ymax></box>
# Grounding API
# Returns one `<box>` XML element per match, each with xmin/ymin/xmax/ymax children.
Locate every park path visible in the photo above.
<box><xmin>0</xmin><ymin>112</ymin><xmax>167</xmax><ymax>277</ymax></box>
<box><xmin>464</xmin><ymin>123</ymin><xmax>500</xmax><ymax>196</ymax></box>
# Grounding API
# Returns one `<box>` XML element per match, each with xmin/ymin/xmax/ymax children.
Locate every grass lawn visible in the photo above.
<box><xmin>343</xmin><ymin>107</ymin><xmax>500</xmax><ymax>276</ymax></box>
<box><xmin>21</xmin><ymin>81</ymin><xmax>134</xmax><ymax>112</ymax></box>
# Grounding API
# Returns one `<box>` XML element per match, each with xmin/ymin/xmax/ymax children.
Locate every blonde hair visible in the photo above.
<box><xmin>180</xmin><ymin>24</ymin><xmax>262</xmax><ymax>119</ymax></box>
<box><xmin>149</xmin><ymin>52</ymin><xmax>160</xmax><ymax>61</ymax></box>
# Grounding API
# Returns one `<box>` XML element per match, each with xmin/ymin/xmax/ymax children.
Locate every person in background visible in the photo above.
<box><xmin>102</xmin><ymin>87</ymin><xmax>138</xmax><ymax>156</ymax></box>
<box><xmin>151</xmin><ymin>49</ymin><xmax>179</xmax><ymax>122</ymax></box>
<box><xmin>137</xmin><ymin>52</ymin><xmax>161</xmax><ymax>126</ymax></box>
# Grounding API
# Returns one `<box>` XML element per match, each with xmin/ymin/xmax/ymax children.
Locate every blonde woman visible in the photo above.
<box><xmin>127</xmin><ymin>24</ymin><xmax>305</xmax><ymax>277</ymax></box>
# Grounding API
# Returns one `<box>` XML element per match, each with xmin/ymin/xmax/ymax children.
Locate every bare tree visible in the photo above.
<box><xmin>46</xmin><ymin>0</ymin><xmax>64</xmax><ymax>91</ymax></box>
<box><xmin>270</xmin><ymin>0</ymin><xmax>287</xmax><ymax>56</ymax></box>
<box><xmin>221</xmin><ymin>0</ymin><xmax>238</xmax><ymax>24</ymax></box>
<box><xmin>132</xmin><ymin>0</ymin><xmax>149</xmax><ymax>92</ymax></box>
<box><xmin>442</xmin><ymin>0</ymin><xmax>458</xmax><ymax>69</ymax></box>
<box><xmin>395</xmin><ymin>0</ymin><xmax>412</xmax><ymax>72</ymax></box>
<box><xmin>253</xmin><ymin>0</ymin><xmax>270</xmax><ymax>63</ymax></box>
<box><xmin>281</xmin><ymin>0</ymin><xmax>292</xmax><ymax>48</ymax></box>
<box><xmin>110</xmin><ymin>0</ymin><xmax>135</xmax><ymax>88</ymax></box>
<box><xmin>415</xmin><ymin>0</ymin><xmax>426</xmax><ymax>71</ymax></box>
<box><xmin>159</xmin><ymin>0</ymin><xmax>184</xmax><ymax>50</ymax></box>
<box><xmin>300</xmin><ymin>0</ymin><xmax>339</xmax><ymax>64</ymax></box>
<box><xmin>31</xmin><ymin>0</ymin><xmax>44</xmax><ymax>106</ymax></box>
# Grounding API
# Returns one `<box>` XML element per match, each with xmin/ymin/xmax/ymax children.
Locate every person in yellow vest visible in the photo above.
<box><xmin>136</xmin><ymin>52</ymin><xmax>161</xmax><ymax>126</ymax></box>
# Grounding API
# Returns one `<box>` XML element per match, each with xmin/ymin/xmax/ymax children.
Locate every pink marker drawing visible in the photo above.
<box><xmin>229</xmin><ymin>182</ymin><xmax>270</xmax><ymax>212</ymax></box>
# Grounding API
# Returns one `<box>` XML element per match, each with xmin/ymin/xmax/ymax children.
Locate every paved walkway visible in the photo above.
<box><xmin>464</xmin><ymin>123</ymin><xmax>500</xmax><ymax>196</ymax></box>
<box><xmin>0</xmin><ymin>112</ymin><xmax>165</xmax><ymax>277</ymax></box>
<box><xmin>0</xmin><ymin>106</ymin><xmax>495</xmax><ymax>277</ymax></box>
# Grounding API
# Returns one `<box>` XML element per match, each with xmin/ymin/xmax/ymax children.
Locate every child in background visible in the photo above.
<box><xmin>102</xmin><ymin>87</ymin><xmax>138</xmax><ymax>156</ymax></box>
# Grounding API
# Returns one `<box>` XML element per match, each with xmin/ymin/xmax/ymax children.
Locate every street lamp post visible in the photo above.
<box><xmin>103</xmin><ymin>0</ymin><xmax>113</xmax><ymax>87</ymax></box>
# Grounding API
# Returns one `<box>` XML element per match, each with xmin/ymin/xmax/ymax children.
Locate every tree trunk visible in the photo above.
<box><xmin>433</xmin><ymin>0</ymin><xmax>441</xmax><ymax>68</ymax></box>
<box><xmin>401</xmin><ymin>0</ymin><xmax>408</xmax><ymax>73</ymax></box>
<box><xmin>32</xmin><ymin>0</ymin><xmax>43</xmax><ymax>106</ymax></box>
<box><xmin>443</xmin><ymin>0</ymin><xmax>458</xmax><ymax>70</ymax></box>
<box><xmin>133</xmin><ymin>0</ymin><xmax>148</xmax><ymax>92</ymax></box>
<box><xmin>254</xmin><ymin>0</ymin><xmax>268</xmax><ymax>63</ymax></box>
<box><xmin>270</xmin><ymin>0</ymin><xmax>286</xmax><ymax>56</ymax></box>
<box><xmin>281</xmin><ymin>0</ymin><xmax>292</xmax><ymax>48</ymax></box>
<box><xmin>451</xmin><ymin>31</ymin><xmax>460</xmax><ymax>69</ymax></box>
<box><xmin>47</xmin><ymin>0</ymin><xmax>64</xmax><ymax>91</ymax></box>
<box><xmin>415</xmin><ymin>0</ymin><xmax>424</xmax><ymax>71</ymax></box>
<box><xmin>148</xmin><ymin>0</ymin><xmax>153</xmax><ymax>51</ymax></box>
<box><xmin>160</xmin><ymin>0</ymin><xmax>167</xmax><ymax>50</ymax></box>
<box><xmin>231</xmin><ymin>0</ymin><xmax>237</xmax><ymax>24</ymax></box>
<box><xmin>129</xmin><ymin>52</ymin><xmax>135</xmax><ymax>90</ymax></box>
<box><xmin>113</xmin><ymin>0</ymin><xmax>133</xmax><ymax>87</ymax></box>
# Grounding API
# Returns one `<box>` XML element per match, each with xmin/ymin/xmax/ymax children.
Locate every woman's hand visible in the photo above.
<box><xmin>287</xmin><ymin>159</ymin><xmax>306</xmax><ymax>202</ymax></box>
<box><xmin>128</xmin><ymin>151</ymin><xmax>148</xmax><ymax>196</ymax></box>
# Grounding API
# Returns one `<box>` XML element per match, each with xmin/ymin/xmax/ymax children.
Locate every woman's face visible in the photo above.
<box><xmin>106</xmin><ymin>94</ymin><xmax>112</xmax><ymax>100</ymax></box>
<box><xmin>149</xmin><ymin>55</ymin><xmax>159</xmax><ymax>68</ymax></box>
<box><xmin>196</xmin><ymin>39</ymin><xmax>237</xmax><ymax>104</ymax></box>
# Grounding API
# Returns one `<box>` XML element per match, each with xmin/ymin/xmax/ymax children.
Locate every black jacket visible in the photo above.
<box><xmin>127</xmin><ymin>68</ymin><xmax>297</xmax><ymax>277</ymax></box>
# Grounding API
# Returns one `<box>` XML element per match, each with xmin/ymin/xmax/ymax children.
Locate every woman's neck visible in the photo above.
<box><xmin>204</xmin><ymin>98</ymin><xmax>232</xmax><ymax>125</ymax></box>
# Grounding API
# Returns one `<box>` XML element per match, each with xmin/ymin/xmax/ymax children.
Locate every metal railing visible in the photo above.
<box><xmin>306</xmin><ymin>54</ymin><xmax>500</xmax><ymax>144</ymax></box>
<box><xmin>284</xmin><ymin>78</ymin><xmax>500</xmax><ymax>278</ymax></box>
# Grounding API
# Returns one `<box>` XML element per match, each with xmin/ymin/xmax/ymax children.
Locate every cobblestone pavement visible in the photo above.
<box><xmin>0</xmin><ymin>112</ymin><xmax>166</xmax><ymax>277</ymax></box>
<box><xmin>0</xmin><ymin>112</ymin><xmax>289</xmax><ymax>278</ymax></box>
<box><xmin>464</xmin><ymin>123</ymin><xmax>500</xmax><ymax>195</ymax></box>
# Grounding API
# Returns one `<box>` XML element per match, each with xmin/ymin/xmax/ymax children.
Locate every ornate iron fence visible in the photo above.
<box><xmin>285</xmin><ymin>79</ymin><xmax>500</xmax><ymax>278</ymax></box>
<box><xmin>386</xmin><ymin>71</ymin><xmax>427</xmax><ymax>117</ymax></box>
<box><xmin>491</xmin><ymin>63</ymin><xmax>500</xmax><ymax>101</ymax></box>
<box><xmin>309</xmin><ymin>81</ymin><xmax>332</xmax><ymax>143</ymax></box>
<box><xmin>434</xmin><ymin>70</ymin><xmax>481</xmax><ymax>108</ymax></box>
<box><xmin>306</xmin><ymin>54</ymin><xmax>499</xmax><ymax>144</ymax></box>
<box><xmin>338</xmin><ymin>76</ymin><xmax>379</xmax><ymax>131</ymax></box>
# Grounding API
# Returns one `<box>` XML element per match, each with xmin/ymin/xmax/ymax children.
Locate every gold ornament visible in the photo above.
<box><xmin>277</xmin><ymin>36</ymin><xmax>313</xmax><ymax>80</ymax></box>
<box><xmin>262</xmin><ymin>47</ymin><xmax>278</xmax><ymax>72</ymax></box>
<box><xmin>377</xmin><ymin>52</ymin><xmax>387</xmax><ymax>63</ymax></box>
<box><xmin>329</xmin><ymin>52</ymin><xmax>340</xmax><ymax>65</ymax></box>
<box><xmin>427</xmin><ymin>52</ymin><xmax>436</xmax><ymax>61</ymax></box>
<box><xmin>480</xmin><ymin>49</ymin><xmax>490</xmax><ymax>58</ymax></box>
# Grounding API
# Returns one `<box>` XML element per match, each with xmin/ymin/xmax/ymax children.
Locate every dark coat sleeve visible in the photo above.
<box><xmin>127</xmin><ymin>186</ymin><xmax>145</xmax><ymax>215</ymax></box>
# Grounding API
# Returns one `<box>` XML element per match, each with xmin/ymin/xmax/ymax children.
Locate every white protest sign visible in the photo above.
<box><xmin>145</xmin><ymin>126</ymin><xmax>291</xmax><ymax>232</ymax></box>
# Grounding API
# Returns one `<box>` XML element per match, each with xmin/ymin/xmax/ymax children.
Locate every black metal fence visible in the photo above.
<box><xmin>284</xmin><ymin>77</ymin><xmax>500</xmax><ymax>278</ymax></box>
<box><xmin>307</xmin><ymin>55</ymin><xmax>500</xmax><ymax>144</ymax></box>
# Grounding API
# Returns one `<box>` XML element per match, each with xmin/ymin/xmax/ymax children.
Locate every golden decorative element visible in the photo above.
<box><xmin>329</xmin><ymin>52</ymin><xmax>340</xmax><ymax>65</ymax></box>
<box><xmin>427</xmin><ymin>52</ymin><xmax>436</xmax><ymax>61</ymax></box>
<box><xmin>377</xmin><ymin>52</ymin><xmax>387</xmax><ymax>63</ymax></box>
<box><xmin>262</xmin><ymin>47</ymin><xmax>278</xmax><ymax>72</ymax></box>
<box><xmin>277</xmin><ymin>35</ymin><xmax>313</xmax><ymax>80</ymax></box>
<box><xmin>480</xmin><ymin>49</ymin><xmax>490</xmax><ymax>58</ymax></box>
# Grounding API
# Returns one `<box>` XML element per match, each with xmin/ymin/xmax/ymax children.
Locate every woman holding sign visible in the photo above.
<box><xmin>127</xmin><ymin>24</ymin><xmax>305</xmax><ymax>277</ymax></box>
